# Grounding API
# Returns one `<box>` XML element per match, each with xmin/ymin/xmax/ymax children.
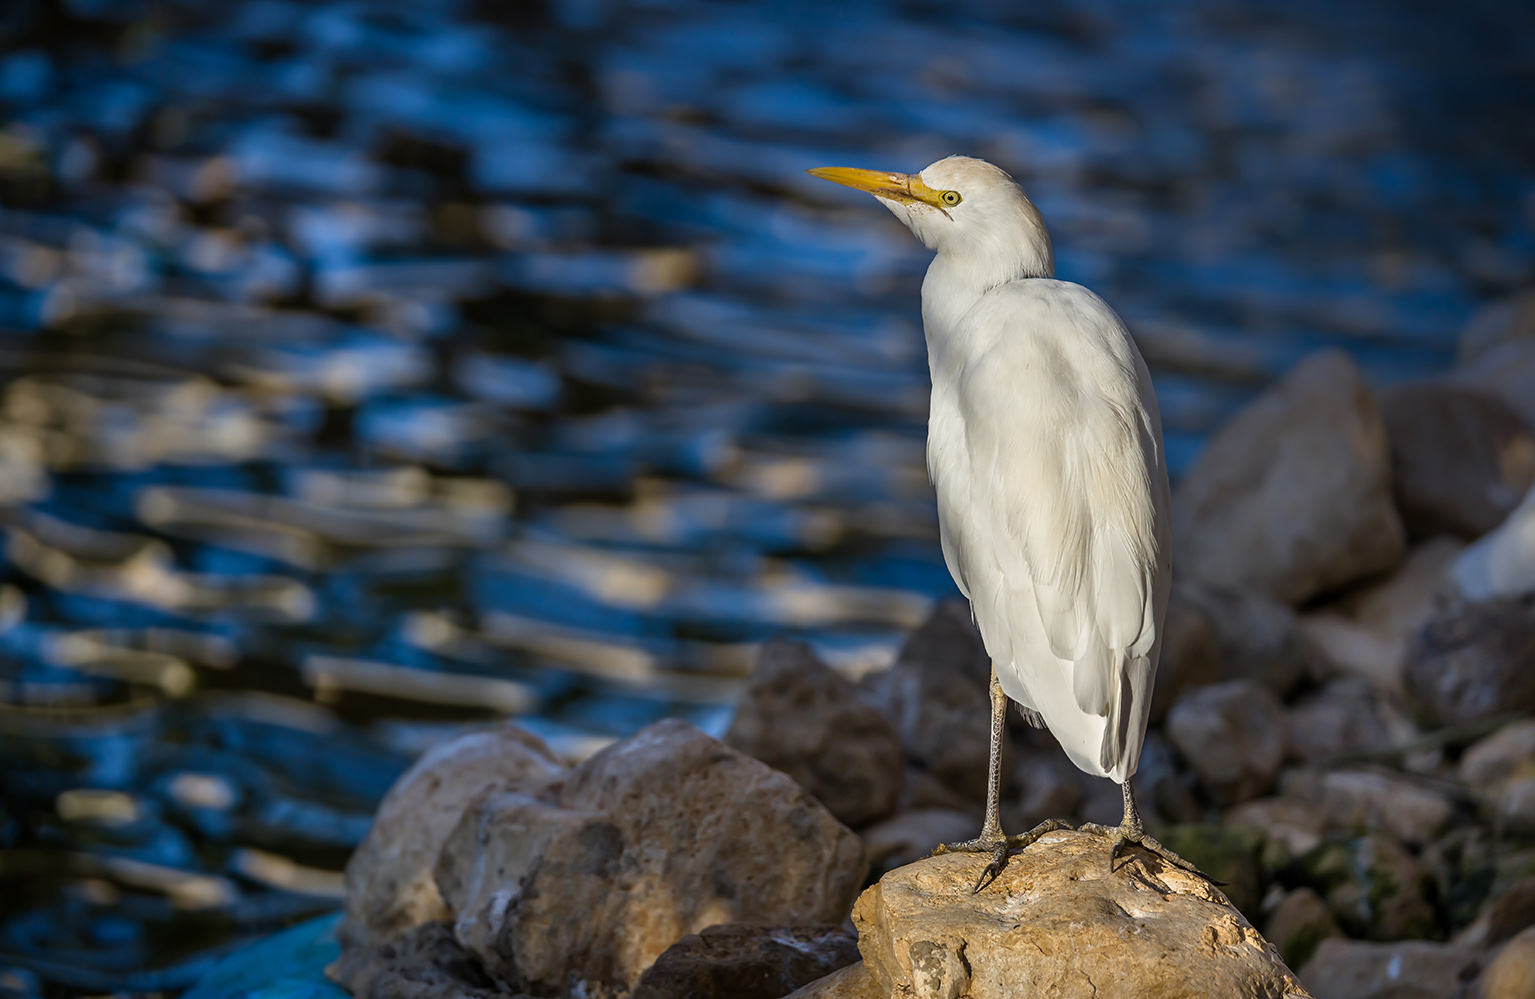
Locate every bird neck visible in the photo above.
<box><xmin>920</xmin><ymin>232</ymin><xmax>1053</xmax><ymax>344</ymax></box>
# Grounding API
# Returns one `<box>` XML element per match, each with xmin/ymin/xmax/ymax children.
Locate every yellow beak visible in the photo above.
<box><xmin>806</xmin><ymin>167</ymin><xmax>945</xmax><ymax>208</ymax></box>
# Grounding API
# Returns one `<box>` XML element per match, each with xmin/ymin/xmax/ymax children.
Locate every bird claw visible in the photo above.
<box><xmin>930</xmin><ymin>819</ymin><xmax>1076</xmax><ymax>893</ymax></box>
<box><xmin>1078</xmin><ymin>821</ymin><xmax>1227</xmax><ymax>886</ymax></box>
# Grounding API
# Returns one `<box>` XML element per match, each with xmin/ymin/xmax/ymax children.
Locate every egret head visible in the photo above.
<box><xmin>808</xmin><ymin>155</ymin><xmax>1053</xmax><ymax>278</ymax></box>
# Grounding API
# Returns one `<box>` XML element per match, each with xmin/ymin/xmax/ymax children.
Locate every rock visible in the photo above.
<box><xmin>851</xmin><ymin>830</ymin><xmax>1310</xmax><ymax>998</ymax></box>
<box><xmin>434</xmin><ymin>719</ymin><xmax>866</xmax><ymax>995</ymax></box>
<box><xmin>1452</xmin><ymin>336</ymin><xmax>1535</xmax><ymax>430</ymax></box>
<box><xmin>1131</xmin><ymin>731</ymin><xmax>1202</xmax><ymax>826</ymax></box>
<box><xmin>1287</xmin><ymin>835</ymin><xmax>1437</xmax><ymax>941</ymax></box>
<box><xmin>1150</xmin><ymin>583</ymin><xmax>1221</xmax><ymax>723</ymax></box>
<box><xmin>1299</xmin><ymin>538</ymin><xmax>1464</xmax><ymax>694</ymax></box>
<box><xmin>1173</xmin><ymin>350</ymin><xmax>1406</xmax><ymax>606</ymax></box>
<box><xmin>1422</xmin><ymin>826</ymin><xmax>1501</xmax><ymax>935</ymax></box>
<box><xmin>1299</xmin><ymin>938</ymin><xmax>1480</xmax><ymax>999</ymax></box>
<box><xmin>1165</xmin><ymin>680</ymin><xmax>1286</xmax><ymax>806</ymax></box>
<box><xmin>1405</xmin><ymin>596</ymin><xmax>1535</xmax><ymax>727</ymax></box>
<box><xmin>1458</xmin><ymin>289</ymin><xmax>1535</xmax><ymax>365</ymax></box>
<box><xmin>783</xmin><ymin>963</ymin><xmax>878</xmax><ymax>999</ymax></box>
<box><xmin>340</xmin><ymin>723</ymin><xmax>565</xmax><ymax>947</ymax></box>
<box><xmin>1459</xmin><ymin>720</ymin><xmax>1535</xmax><ymax>835</ymax></box>
<box><xmin>1263</xmin><ymin>887</ymin><xmax>1343</xmax><ymax>972</ymax></box>
<box><xmin>326</xmin><ymin>922</ymin><xmax>504</xmax><ymax>999</ymax></box>
<box><xmin>1003</xmin><ymin>752</ymin><xmax>1086</xmax><ymax>831</ymax></box>
<box><xmin>725</xmin><ymin>639</ymin><xmax>904</xmax><ymax>827</ymax></box>
<box><xmin>630</xmin><ymin>923</ymin><xmax>860</xmax><ymax>999</ymax></box>
<box><xmin>1179</xmin><ymin>581</ymin><xmax>1321</xmax><ymax>697</ymax></box>
<box><xmin>896</xmin><ymin>766</ymin><xmax>979</xmax><ymax>814</ymax></box>
<box><xmin>1481</xmin><ymin>926</ymin><xmax>1535</xmax><ymax>999</ymax></box>
<box><xmin>1284</xmin><ymin>679</ymin><xmax>1418</xmax><ymax>766</ymax></box>
<box><xmin>1482</xmin><ymin>880</ymin><xmax>1535</xmax><ymax>948</ymax></box>
<box><xmin>1279</xmin><ymin>767</ymin><xmax>1454</xmax><ymax>847</ymax></box>
<box><xmin>1380</xmin><ymin>383</ymin><xmax>1535</xmax><ymax>541</ymax></box>
<box><xmin>860</xmin><ymin>809</ymin><xmax>978</xmax><ymax>871</ymax></box>
<box><xmin>1453</xmin><ymin>481</ymin><xmax>1535</xmax><ymax>603</ymax></box>
<box><xmin>1226</xmin><ymin>797</ymin><xmax>1327</xmax><ymax>871</ymax></box>
<box><xmin>1153</xmin><ymin>824</ymin><xmax>1266</xmax><ymax>918</ymax></box>
<box><xmin>860</xmin><ymin>599</ymin><xmax>997</xmax><ymax>803</ymax></box>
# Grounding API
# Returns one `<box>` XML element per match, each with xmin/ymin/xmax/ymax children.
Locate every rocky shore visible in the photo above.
<box><xmin>320</xmin><ymin>296</ymin><xmax>1535</xmax><ymax>999</ymax></box>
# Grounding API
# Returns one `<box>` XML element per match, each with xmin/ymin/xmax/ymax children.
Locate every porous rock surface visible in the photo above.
<box><xmin>849</xmin><ymin>829</ymin><xmax>1310</xmax><ymax>999</ymax></box>
<box><xmin>725</xmin><ymin>638</ymin><xmax>904</xmax><ymax>827</ymax></box>
<box><xmin>340</xmin><ymin>723</ymin><xmax>565</xmax><ymax>947</ymax></box>
<box><xmin>433</xmin><ymin>718</ymin><xmax>866</xmax><ymax>996</ymax></box>
<box><xmin>1173</xmin><ymin>350</ymin><xmax>1406</xmax><ymax>606</ymax></box>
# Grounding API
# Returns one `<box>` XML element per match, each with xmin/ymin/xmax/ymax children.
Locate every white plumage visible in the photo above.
<box><xmin>810</xmin><ymin>156</ymin><xmax>1190</xmax><ymax>885</ymax></box>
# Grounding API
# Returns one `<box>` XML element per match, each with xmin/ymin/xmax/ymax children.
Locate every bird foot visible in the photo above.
<box><xmin>1076</xmin><ymin>821</ymin><xmax>1227</xmax><ymax>886</ymax></box>
<box><xmin>930</xmin><ymin>819</ymin><xmax>1075</xmax><ymax>893</ymax></box>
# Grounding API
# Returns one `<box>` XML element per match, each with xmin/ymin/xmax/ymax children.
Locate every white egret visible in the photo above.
<box><xmin>809</xmin><ymin>157</ymin><xmax>1203</xmax><ymax>890</ymax></box>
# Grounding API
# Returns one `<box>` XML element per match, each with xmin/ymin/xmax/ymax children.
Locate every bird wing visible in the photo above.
<box><xmin>944</xmin><ymin>279</ymin><xmax>1169</xmax><ymax>776</ymax></box>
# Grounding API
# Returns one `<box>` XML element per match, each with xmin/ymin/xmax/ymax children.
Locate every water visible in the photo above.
<box><xmin>0</xmin><ymin>0</ymin><xmax>1531</xmax><ymax>993</ymax></box>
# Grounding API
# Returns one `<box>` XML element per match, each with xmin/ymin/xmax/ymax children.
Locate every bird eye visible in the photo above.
<box><xmin>940</xmin><ymin>190</ymin><xmax>962</xmax><ymax>206</ymax></box>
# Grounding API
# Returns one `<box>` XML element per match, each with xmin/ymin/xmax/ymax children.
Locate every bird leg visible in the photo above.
<box><xmin>1077</xmin><ymin>781</ymin><xmax>1222</xmax><ymax>884</ymax></box>
<box><xmin>930</xmin><ymin>667</ymin><xmax>1071</xmax><ymax>893</ymax></box>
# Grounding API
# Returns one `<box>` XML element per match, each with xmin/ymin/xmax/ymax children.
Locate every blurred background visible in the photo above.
<box><xmin>0</xmin><ymin>0</ymin><xmax>1531</xmax><ymax>994</ymax></box>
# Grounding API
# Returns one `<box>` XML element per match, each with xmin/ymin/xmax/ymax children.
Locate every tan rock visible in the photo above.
<box><xmin>1263</xmin><ymin>887</ymin><xmax>1342</xmax><ymax>972</ymax></box>
<box><xmin>1173</xmin><ymin>350</ymin><xmax>1406</xmax><ymax>606</ymax></box>
<box><xmin>434</xmin><ymin>718</ymin><xmax>866</xmax><ymax>995</ymax></box>
<box><xmin>851</xmin><ymin>830</ymin><xmax>1310</xmax><ymax>999</ymax></box>
<box><xmin>1279</xmin><ymin>767</ymin><xmax>1454</xmax><ymax>846</ymax></box>
<box><xmin>1381</xmin><ymin>383</ymin><xmax>1535</xmax><ymax>541</ymax></box>
<box><xmin>860</xmin><ymin>809</ymin><xmax>978</xmax><ymax>870</ymax></box>
<box><xmin>1299</xmin><ymin>537</ymin><xmax>1463</xmax><ymax>694</ymax></box>
<box><xmin>1226</xmin><ymin>796</ymin><xmax>1326</xmax><ymax>866</ymax></box>
<box><xmin>1299</xmin><ymin>938</ymin><xmax>1479</xmax><ymax>999</ymax></box>
<box><xmin>340</xmin><ymin>724</ymin><xmax>564</xmax><ymax>947</ymax></box>
<box><xmin>1284</xmin><ymin>678</ymin><xmax>1418</xmax><ymax>766</ymax></box>
<box><xmin>726</xmin><ymin>639</ymin><xmax>904</xmax><ymax>828</ymax></box>
<box><xmin>1481</xmin><ymin>926</ymin><xmax>1535</xmax><ymax>999</ymax></box>
<box><xmin>1166</xmin><ymin>680</ymin><xmax>1286</xmax><ymax>806</ymax></box>
<box><xmin>1459</xmin><ymin>720</ymin><xmax>1535</xmax><ymax>835</ymax></box>
<box><xmin>1405</xmin><ymin>597</ymin><xmax>1535</xmax><ymax>727</ymax></box>
<box><xmin>784</xmin><ymin>962</ymin><xmax>878</xmax><ymax>999</ymax></box>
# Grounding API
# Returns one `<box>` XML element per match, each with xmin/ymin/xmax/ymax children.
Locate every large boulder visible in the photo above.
<box><xmin>340</xmin><ymin>724</ymin><xmax>565</xmax><ymax>947</ymax></box>
<box><xmin>725</xmin><ymin>639</ymin><xmax>904</xmax><ymax>828</ymax></box>
<box><xmin>1173</xmin><ymin>350</ymin><xmax>1406</xmax><ymax>605</ymax></box>
<box><xmin>1165</xmin><ymin>680</ymin><xmax>1286</xmax><ymax>806</ymax></box>
<box><xmin>860</xmin><ymin>599</ymin><xmax>997</xmax><ymax>803</ymax></box>
<box><xmin>849</xmin><ymin>830</ymin><xmax>1309</xmax><ymax>998</ymax></box>
<box><xmin>1379</xmin><ymin>383</ymin><xmax>1535</xmax><ymax>541</ymax></box>
<box><xmin>434</xmin><ymin>719</ymin><xmax>866</xmax><ymax>996</ymax></box>
<box><xmin>1404</xmin><ymin>595</ymin><xmax>1535</xmax><ymax>727</ymax></box>
<box><xmin>630</xmin><ymin>923</ymin><xmax>860</xmax><ymax>999</ymax></box>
